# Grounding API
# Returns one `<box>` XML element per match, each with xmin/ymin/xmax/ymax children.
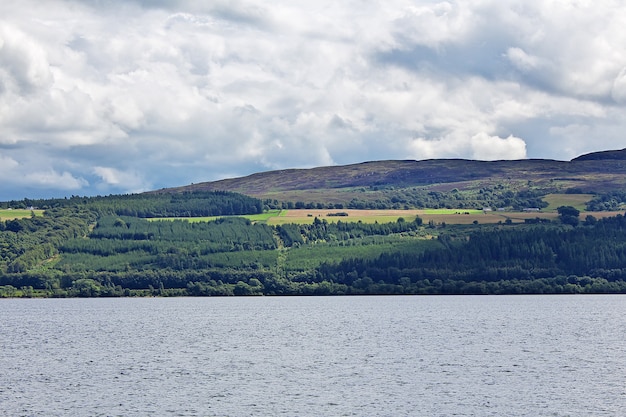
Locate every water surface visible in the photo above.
<box><xmin>1</xmin><ymin>295</ymin><xmax>624</xmax><ymax>416</ymax></box>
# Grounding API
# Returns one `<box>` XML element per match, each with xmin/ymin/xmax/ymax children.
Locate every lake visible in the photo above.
<box><xmin>1</xmin><ymin>295</ymin><xmax>624</xmax><ymax>416</ymax></box>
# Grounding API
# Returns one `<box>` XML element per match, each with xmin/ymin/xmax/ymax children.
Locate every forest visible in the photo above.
<box><xmin>0</xmin><ymin>190</ymin><xmax>263</xmax><ymax>217</ymax></box>
<box><xmin>260</xmin><ymin>186</ymin><xmax>551</xmax><ymax>211</ymax></box>
<box><xmin>2</xmin><ymin>190</ymin><xmax>626</xmax><ymax>297</ymax></box>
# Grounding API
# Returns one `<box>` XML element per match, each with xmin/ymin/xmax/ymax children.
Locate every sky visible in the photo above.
<box><xmin>1</xmin><ymin>0</ymin><xmax>626</xmax><ymax>200</ymax></box>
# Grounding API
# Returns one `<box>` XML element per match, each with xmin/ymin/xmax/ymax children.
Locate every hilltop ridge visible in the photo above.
<box><xmin>155</xmin><ymin>149</ymin><xmax>626</xmax><ymax>205</ymax></box>
<box><xmin>571</xmin><ymin>148</ymin><xmax>626</xmax><ymax>161</ymax></box>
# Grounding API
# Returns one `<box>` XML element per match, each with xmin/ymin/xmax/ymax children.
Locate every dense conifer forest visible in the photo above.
<box><xmin>2</xmin><ymin>187</ymin><xmax>626</xmax><ymax>297</ymax></box>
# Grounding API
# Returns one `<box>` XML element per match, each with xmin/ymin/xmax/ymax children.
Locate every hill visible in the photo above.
<box><xmin>156</xmin><ymin>150</ymin><xmax>626</xmax><ymax>209</ymax></box>
<box><xmin>571</xmin><ymin>148</ymin><xmax>626</xmax><ymax>161</ymax></box>
<box><xmin>3</xmin><ymin>148</ymin><xmax>626</xmax><ymax>298</ymax></box>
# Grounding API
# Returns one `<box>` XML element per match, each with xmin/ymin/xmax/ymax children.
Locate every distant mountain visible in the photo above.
<box><xmin>155</xmin><ymin>150</ymin><xmax>626</xmax><ymax>205</ymax></box>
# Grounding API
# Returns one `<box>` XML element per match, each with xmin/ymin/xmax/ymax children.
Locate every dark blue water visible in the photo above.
<box><xmin>1</xmin><ymin>295</ymin><xmax>624</xmax><ymax>416</ymax></box>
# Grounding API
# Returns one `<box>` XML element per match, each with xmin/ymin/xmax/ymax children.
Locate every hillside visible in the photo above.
<box><xmin>4</xmin><ymin>189</ymin><xmax>626</xmax><ymax>297</ymax></box>
<box><xmin>156</xmin><ymin>150</ymin><xmax>626</xmax><ymax>207</ymax></box>
<box><xmin>3</xmin><ymin>149</ymin><xmax>626</xmax><ymax>297</ymax></box>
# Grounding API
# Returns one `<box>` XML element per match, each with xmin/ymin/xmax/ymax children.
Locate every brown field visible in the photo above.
<box><xmin>578</xmin><ymin>211</ymin><xmax>625</xmax><ymax>219</ymax></box>
<box><xmin>266</xmin><ymin>209</ymin><xmax>625</xmax><ymax>225</ymax></box>
<box><xmin>270</xmin><ymin>209</ymin><xmax>524</xmax><ymax>225</ymax></box>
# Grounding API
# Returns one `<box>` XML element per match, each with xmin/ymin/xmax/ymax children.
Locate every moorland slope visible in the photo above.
<box><xmin>158</xmin><ymin>149</ymin><xmax>626</xmax><ymax>206</ymax></box>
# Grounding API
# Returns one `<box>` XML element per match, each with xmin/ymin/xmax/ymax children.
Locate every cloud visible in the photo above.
<box><xmin>1</xmin><ymin>0</ymin><xmax>626</xmax><ymax>200</ymax></box>
<box><xmin>409</xmin><ymin>132</ymin><xmax>527</xmax><ymax>161</ymax></box>
<box><xmin>0</xmin><ymin>24</ymin><xmax>53</xmax><ymax>95</ymax></box>
<box><xmin>0</xmin><ymin>154</ymin><xmax>19</xmax><ymax>172</ymax></box>
<box><xmin>22</xmin><ymin>170</ymin><xmax>87</xmax><ymax>190</ymax></box>
<box><xmin>470</xmin><ymin>133</ymin><xmax>527</xmax><ymax>161</ymax></box>
<box><xmin>505</xmin><ymin>47</ymin><xmax>542</xmax><ymax>73</ymax></box>
<box><xmin>612</xmin><ymin>68</ymin><xmax>626</xmax><ymax>104</ymax></box>
<box><xmin>93</xmin><ymin>166</ymin><xmax>150</xmax><ymax>193</ymax></box>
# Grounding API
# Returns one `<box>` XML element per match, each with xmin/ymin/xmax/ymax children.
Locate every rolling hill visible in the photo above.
<box><xmin>4</xmin><ymin>148</ymin><xmax>626</xmax><ymax>298</ymax></box>
<box><xmin>156</xmin><ymin>149</ymin><xmax>626</xmax><ymax>207</ymax></box>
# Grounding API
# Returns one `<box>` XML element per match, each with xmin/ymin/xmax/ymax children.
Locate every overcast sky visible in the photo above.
<box><xmin>1</xmin><ymin>0</ymin><xmax>626</xmax><ymax>200</ymax></box>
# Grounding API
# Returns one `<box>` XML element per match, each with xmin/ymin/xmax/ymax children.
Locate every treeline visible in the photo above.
<box><xmin>264</xmin><ymin>187</ymin><xmax>550</xmax><ymax>211</ymax></box>
<box><xmin>3</xmin><ymin>270</ymin><xmax>626</xmax><ymax>298</ymax></box>
<box><xmin>2</xmin><ymin>191</ymin><xmax>263</xmax><ymax>217</ymax></box>
<box><xmin>373</xmin><ymin>186</ymin><xmax>549</xmax><ymax>210</ymax></box>
<box><xmin>586</xmin><ymin>191</ymin><xmax>626</xmax><ymax>211</ymax></box>
<box><xmin>89</xmin><ymin>216</ymin><xmax>275</xmax><ymax>247</ymax></box>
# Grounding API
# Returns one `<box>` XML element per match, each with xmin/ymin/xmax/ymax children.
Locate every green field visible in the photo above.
<box><xmin>542</xmin><ymin>194</ymin><xmax>593</xmax><ymax>211</ymax></box>
<box><xmin>421</xmin><ymin>209</ymin><xmax>484</xmax><ymax>214</ymax></box>
<box><xmin>0</xmin><ymin>209</ymin><xmax>44</xmax><ymax>220</ymax></box>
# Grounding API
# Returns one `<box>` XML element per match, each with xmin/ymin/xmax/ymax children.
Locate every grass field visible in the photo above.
<box><xmin>421</xmin><ymin>209</ymin><xmax>484</xmax><ymax>214</ymax></box>
<box><xmin>542</xmin><ymin>194</ymin><xmax>594</xmax><ymax>211</ymax></box>
<box><xmin>0</xmin><ymin>209</ymin><xmax>44</xmax><ymax>220</ymax></box>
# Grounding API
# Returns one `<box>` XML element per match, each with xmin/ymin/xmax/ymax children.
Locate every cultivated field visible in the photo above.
<box><xmin>147</xmin><ymin>205</ymin><xmax>625</xmax><ymax>226</ymax></box>
<box><xmin>0</xmin><ymin>209</ymin><xmax>44</xmax><ymax>220</ymax></box>
<box><xmin>267</xmin><ymin>209</ymin><xmax>559</xmax><ymax>225</ymax></box>
<box><xmin>147</xmin><ymin>209</ymin><xmax>587</xmax><ymax>225</ymax></box>
<box><xmin>543</xmin><ymin>193</ymin><xmax>594</xmax><ymax>211</ymax></box>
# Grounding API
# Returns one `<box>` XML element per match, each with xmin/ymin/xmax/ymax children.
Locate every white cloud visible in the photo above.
<box><xmin>409</xmin><ymin>132</ymin><xmax>527</xmax><ymax>161</ymax></box>
<box><xmin>0</xmin><ymin>24</ymin><xmax>53</xmax><ymax>95</ymax></box>
<box><xmin>470</xmin><ymin>133</ymin><xmax>527</xmax><ymax>161</ymax></box>
<box><xmin>392</xmin><ymin>1</ymin><xmax>473</xmax><ymax>49</ymax></box>
<box><xmin>93</xmin><ymin>167</ymin><xmax>125</xmax><ymax>185</ymax></box>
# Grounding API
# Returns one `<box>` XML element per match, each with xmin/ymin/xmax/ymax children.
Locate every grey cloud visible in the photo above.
<box><xmin>374</xmin><ymin>43</ymin><xmax>510</xmax><ymax>81</ymax></box>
